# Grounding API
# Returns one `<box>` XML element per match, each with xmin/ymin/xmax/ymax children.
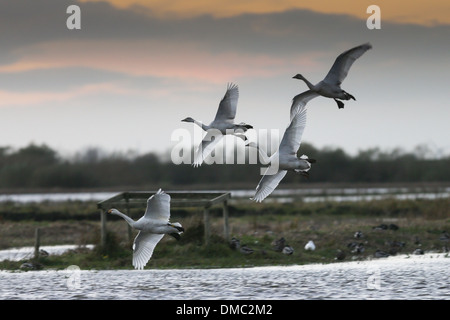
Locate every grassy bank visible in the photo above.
<box><xmin>0</xmin><ymin>197</ymin><xmax>449</xmax><ymax>270</ymax></box>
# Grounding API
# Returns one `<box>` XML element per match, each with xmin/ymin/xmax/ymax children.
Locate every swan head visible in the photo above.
<box><xmin>181</xmin><ymin>117</ymin><xmax>195</xmax><ymax>123</ymax></box>
<box><xmin>299</xmin><ymin>154</ymin><xmax>316</xmax><ymax>164</ymax></box>
<box><xmin>168</xmin><ymin>223</ymin><xmax>184</xmax><ymax>232</ymax></box>
<box><xmin>107</xmin><ymin>208</ymin><xmax>120</xmax><ymax>215</ymax></box>
<box><xmin>292</xmin><ymin>74</ymin><xmax>305</xmax><ymax>80</ymax></box>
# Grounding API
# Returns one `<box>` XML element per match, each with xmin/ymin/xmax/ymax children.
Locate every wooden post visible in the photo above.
<box><xmin>223</xmin><ymin>200</ymin><xmax>230</xmax><ymax>242</ymax></box>
<box><xmin>100</xmin><ymin>209</ymin><xmax>107</xmax><ymax>248</ymax></box>
<box><xmin>34</xmin><ymin>228</ymin><xmax>41</xmax><ymax>259</ymax></box>
<box><xmin>203</xmin><ymin>208</ymin><xmax>210</xmax><ymax>246</ymax></box>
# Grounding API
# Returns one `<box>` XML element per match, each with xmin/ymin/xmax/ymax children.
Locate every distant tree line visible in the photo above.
<box><xmin>0</xmin><ymin>143</ymin><xmax>449</xmax><ymax>190</ymax></box>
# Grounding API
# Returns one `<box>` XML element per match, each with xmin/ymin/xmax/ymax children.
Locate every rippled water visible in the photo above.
<box><xmin>1</xmin><ymin>254</ymin><xmax>448</xmax><ymax>300</ymax></box>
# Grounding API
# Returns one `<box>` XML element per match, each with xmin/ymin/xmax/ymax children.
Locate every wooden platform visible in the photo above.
<box><xmin>97</xmin><ymin>191</ymin><xmax>232</xmax><ymax>247</ymax></box>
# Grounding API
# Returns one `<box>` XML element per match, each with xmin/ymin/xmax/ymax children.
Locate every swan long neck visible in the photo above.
<box><xmin>300</xmin><ymin>76</ymin><xmax>315</xmax><ymax>90</ymax></box>
<box><xmin>193</xmin><ymin>119</ymin><xmax>210</xmax><ymax>131</ymax></box>
<box><xmin>111</xmin><ymin>210</ymin><xmax>135</xmax><ymax>227</ymax></box>
<box><xmin>247</xmin><ymin>143</ymin><xmax>272</xmax><ymax>164</ymax></box>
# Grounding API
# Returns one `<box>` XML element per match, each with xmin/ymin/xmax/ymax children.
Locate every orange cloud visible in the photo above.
<box><xmin>0</xmin><ymin>40</ymin><xmax>320</xmax><ymax>83</ymax></box>
<box><xmin>79</xmin><ymin>0</ymin><xmax>450</xmax><ymax>26</ymax></box>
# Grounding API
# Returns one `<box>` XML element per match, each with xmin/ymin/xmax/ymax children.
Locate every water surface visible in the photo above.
<box><xmin>1</xmin><ymin>253</ymin><xmax>448</xmax><ymax>300</ymax></box>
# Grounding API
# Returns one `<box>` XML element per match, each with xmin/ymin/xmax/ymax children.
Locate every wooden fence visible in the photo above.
<box><xmin>97</xmin><ymin>191</ymin><xmax>232</xmax><ymax>247</ymax></box>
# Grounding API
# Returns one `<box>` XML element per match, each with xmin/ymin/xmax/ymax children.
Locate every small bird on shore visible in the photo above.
<box><xmin>374</xmin><ymin>250</ymin><xmax>389</xmax><ymax>258</ymax></box>
<box><xmin>335</xmin><ymin>250</ymin><xmax>346</xmax><ymax>261</ymax></box>
<box><xmin>388</xmin><ymin>224</ymin><xmax>399</xmax><ymax>231</ymax></box>
<box><xmin>440</xmin><ymin>231</ymin><xmax>449</xmax><ymax>242</ymax></box>
<box><xmin>282</xmin><ymin>246</ymin><xmax>294</xmax><ymax>255</ymax></box>
<box><xmin>350</xmin><ymin>243</ymin><xmax>365</xmax><ymax>254</ymax></box>
<box><xmin>20</xmin><ymin>262</ymin><xmax>42</xmax><ymax>270</ymax></box>
<box><xmin>108</xmin><ymin>189</ymin><xmax>184</xmax><ymax>270</ymax></box>
<box><xmin>240</xmin><ymin>245</ymin><xmax>254</xmax><ymax>255</ymax></box>
<box><xmin>229</xmin><ymin>237</ymin><xmax>241</xmax><ymax>250</ymax></box>
<box><xmin>414</xmin><ymin>236</ymin><xmax>421</xmax><ymax>245</ymax></box>
<box><xmin>354</xmin><ymin>231</ymin><xmax>363</xmax><ymax>239</ymax></box>
<box><xmin>272</xmin><ymin>237</ymin><xmax>286</xmax><ymax>252</ymax></box>
<box><xmin>304</xmin><ymin>240</ymin><xmax>316</xmax><ymax>251</ymax></box>
<box><xmin>39</xmin><ymin>249</ymin><xmax>49</xmax><ymax>257</ymax></box>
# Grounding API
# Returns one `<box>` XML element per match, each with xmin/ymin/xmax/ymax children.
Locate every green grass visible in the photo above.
<box><xmin>0</xmin><ymin>197</ymin><xmax>449</xmax><ymax>270</ymax></box>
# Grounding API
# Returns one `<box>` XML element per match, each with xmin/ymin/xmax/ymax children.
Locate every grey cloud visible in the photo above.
<box><xmin>0</xmin><ymin>67</ymin><xmax>170</xmax><ymax>95</ymax></box>
<box><xmin>1</xmin><ymin>1</ymin><xmax>448</xmax><ymax>101</ymax></box>
<box><xmin>2</xmin><ymin>0</ymin><xmax>448</xmax><ymax>57</ymax></box>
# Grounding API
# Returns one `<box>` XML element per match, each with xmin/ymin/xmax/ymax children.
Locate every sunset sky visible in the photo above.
<box><xmin>0</xmin><ymin>0</ymin><xmax>449</xmax><ymax>159</ymax></box>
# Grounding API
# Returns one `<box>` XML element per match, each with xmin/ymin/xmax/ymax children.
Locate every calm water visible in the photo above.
<box><xmin>1</xmin><ymin>254</ymin><xmax>448</xmax><ymax>300</ymax></box>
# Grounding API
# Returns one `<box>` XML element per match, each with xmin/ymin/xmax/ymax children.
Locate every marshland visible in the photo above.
<box><xmin>0</xmin><ymin>144</ymin><xmax>448</xmax><ymax>270</ymax></box>
<box><xmin>0</xmin><ymin>188</ymin><xmax>448</xmax><ymax>270</ymax></box>
<box><xmin>0</xmin><ymin>144</ymin><xmax>449</xmax><ymax>300</ymax></box>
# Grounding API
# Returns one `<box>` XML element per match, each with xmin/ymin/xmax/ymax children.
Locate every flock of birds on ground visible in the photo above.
<box><xmin>108</xmin><ymin>43</ymin><xmax>376</xmax><ymax>269</ymax></box>
<box><xmin>228</xmin><ymin>227</ymin><xmax>449</xmax><ymax>262</ymax></box>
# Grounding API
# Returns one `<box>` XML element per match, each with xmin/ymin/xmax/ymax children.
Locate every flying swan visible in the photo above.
<box><xmin>291</xmin><ymin>42</ymin><xmax>372</xmax><ymax>119</ymax></box>
<box><xmin>249</xmin><ymin>104</ymin><xmax>315</xmax><ymax>202</ymax></box>
<box><xmin>182</xmin><ymin>83</ymin><xmax>253</xmax><ymax>167</ymax></box>
<box><xmin>108</xmin><ymin>189</ymin><xmax>183</xmax><ymax>270</ymax></box>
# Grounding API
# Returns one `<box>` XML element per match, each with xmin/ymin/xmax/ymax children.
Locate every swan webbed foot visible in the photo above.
<box><xmin>295</xmin><ymin>170</ymin><xmax>310</xmax><ymax>179</ymax></box>
<box><xmin>169</xmin><ymin>233</ymin><xmax>181</xmax><ymax>241</ymax></box>
<box><xmin>334</xmin><ymin>99</ymin><xmax>345</xmax><ymax>109</ymax></box>
<box><xmin>343</xmin><ymin>92</ymin><xmax>356</xmax><ymax>101</ymax></box>
<box><xmin>348</xmin><ymin>94</ymin><xmax>356</xmax><ymax>101</ymax></box>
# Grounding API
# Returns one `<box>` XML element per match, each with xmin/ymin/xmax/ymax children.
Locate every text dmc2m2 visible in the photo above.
<box><xmin>176</xmin><ymin>304</ymin><xmax>273</xmax><ymax>317</ymax></box>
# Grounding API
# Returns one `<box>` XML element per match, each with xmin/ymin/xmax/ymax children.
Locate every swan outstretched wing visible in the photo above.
<box><xmin>193</xmin><ymin>131</ymin><xmax>224</xmax><ymax>167</ymax></box>
<box><xmin>214</xmin><ymin>83</ymin><xmax>239</xmax><ymax>122</ymax></box>
<box><xmin>252</xmin><ymin>169</ymin><xmax>288</xmax><ymax>202</ymax></box>
<box><xmin>279</xmin><ymin>105</ymin><xmax>307</xmax><ymax>157</ymax></box>
<box><xmin>132</xmin><ymin>231</ymin><xmax>164</xmax><ymax>270</ymax></box>
<box><xmin>324</xmin><ymin>43</ymin><xmax>372</xmax><ymax>86</ymax></box>
<box><xmin>144</xmin><ymin>189</ymin><xmax>171</xmax><ymax>221</ymax></box>
<box><xmin>290</xmin><ymin>90</ymin><xmax>318</xmax><ymax>121</ymax></box>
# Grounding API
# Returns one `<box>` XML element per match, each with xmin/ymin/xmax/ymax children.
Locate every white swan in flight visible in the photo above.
<box><xmin>291</xmin><ymin>42</ymin><xmax>372</xmax><ymax>118</ymax></box>
<box><xmin>249</xmin><ymin>104</ymin><xmax>315</xmax><ymax>202</ymax></box>
<box><xmin>182</xmin><ymin>83</ymin><xmax>253</xmax><ymax>167</ymax></box>
<box><xmin>108</xmin><ymin>189</ymin><xmax>183</xmax><ymax>270</ymax></box>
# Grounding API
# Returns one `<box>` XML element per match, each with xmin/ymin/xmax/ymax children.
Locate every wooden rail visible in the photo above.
<box><xmin>97</xmin><ymin>191</ymin><xmax>232</xmax><ymax>247</ymax></box>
